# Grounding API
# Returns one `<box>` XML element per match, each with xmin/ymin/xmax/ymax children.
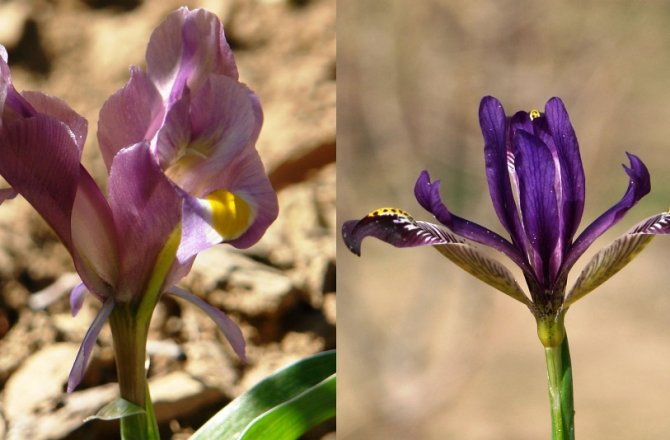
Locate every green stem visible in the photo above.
<box><xmin>544</xmin><ymin>333</ymin><xmax>575</xmax><ymax>440</ymax></box>
<box><xmin>109</xmin><ymin>304</ymin><xmax>160</xmax><ymax>440</ymax></box>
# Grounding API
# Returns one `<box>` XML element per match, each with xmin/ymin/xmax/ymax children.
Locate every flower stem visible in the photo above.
<box><xmin>109</xmin><ymin>304</ymin><xmax>160</xmax><ymax>440</ymax></box>
<box><xmin>544</xmin><ymin>333</ymin><xmax>575</xmax><ymax>440</ymax></box>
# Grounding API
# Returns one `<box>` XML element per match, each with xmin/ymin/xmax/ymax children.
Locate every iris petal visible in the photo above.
<box><xmin>146</xmin><ymin>7</ymin><xmax>238</xmax><ymax>102</ymax></box>
<box><xmin>97</xmin><ymin>68</ymin><xmax>165</xmax><ymax>170</ymax></box>
<box><xmin>0</xmin><ymin>116</ymin><xmax>80</xmax><ymax>249</ymax></box>
<box><xmin>202</xmin><ymin>189</ymin><xmax>253</xmax><ymax>240</ymax></box>
<box><xmin>343</xmin><ymin>207</ymin><xmax>531</xmax><ymax>305</ymax></box>
<box><xmin>168</xmin><ymin>286</ymin><xmax>246</xmax><ymax>361</ymax></box>
<box><xmin>70</xmin><ymin>283</ymin><xmax>88</xmax><ymax>317</ymax></box>
<box><xmin>563</xmin><ymin>153</ymin><xmax>650</xmax><ymax>276</ymax></box>
<box><xmin>544</xmin><ymin>97</ymin><xmax>585</xmax><ymax>247</ymax></box>
<box><xmin>67</xmin><ymin>297</ymin><xmax>115</xmax><ymax>393</ymax></box>
<box><xmin>21</xmin><ymin>91</ymin><xmax>88</xmax><ymax>153</ymax></box>
<box><xmin>480</xmin><ymin>96</ymin><xmax>528</xmax><ymax>251</ymax></box>
<box><xmin>565</xmin><ymin>211</ymin><xmax>670</xmax><ymax>306</ymax></box>
<box><xmin>107</xmin><ymin>143</ymin><xmax>182</xmax><ymax>301</ymax></box>
<box><xmin>414</xmin><ymin>170</ymin><xmax>531</xmax><ymax>272</ymax></box>
<box><xmin>514</xmin><ymin>130</ymin><xmax>560</xmax><ymax>282</ymax></box>
<box><xmin>342</xmin><ymin>207</ymin><xmax>460</xmax><ymax>255</ymax></box>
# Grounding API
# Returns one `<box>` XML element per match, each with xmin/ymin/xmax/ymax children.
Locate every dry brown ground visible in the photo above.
<box><xmin>0</xmin><ymin>0</ymin><xmax>335</xmax><ymax>438</ymax></box>
<box><xmin>340</xmin><ymin>1</ymin><xmax>670</xmax><ymax>439</ymax></box>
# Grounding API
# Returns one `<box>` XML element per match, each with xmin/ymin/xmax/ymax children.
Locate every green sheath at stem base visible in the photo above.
<box><xmin>109</xmin><ymin>304</ymin><xmax>160</xmax><ymax>440</ymax></box>
<box><xmin>544</xmin><ymin>333</ymin><xmax>575</xmax><ymax>440</ymax></box>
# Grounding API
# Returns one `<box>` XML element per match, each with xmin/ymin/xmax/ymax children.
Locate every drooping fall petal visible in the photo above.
<box><xmin>565</xmin><ymin>212</ymin><xmax>670</xmax><ymax>306</ymax></box>
<box><xmin>342</xmin><ymin>207</ymin><xmax>530</xmax><ymax>304</ymax></box>
<box><xmin>342</xmin><ymin>207</ymin><xmax>461</xmax><ymax>255</ymax></box>
<box><xmin>162</xmin><ymin>75</ymin><xmax>262</xmax><ymax>193</ymax></box>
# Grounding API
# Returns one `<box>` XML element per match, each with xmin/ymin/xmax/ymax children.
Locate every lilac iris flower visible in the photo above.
<box><xmin>343</xmin><ymin>96</ymin><xmax>670</xmax><ymax>345</ymax></box>
<box><xmin>0</xmin><ymin>7</ymin><xmax>276</xmax><ymax>393</ymax></box>
<box><xmin>98</xmin><ymin>7</ymin><xmax>278</xmax><ymax>282</ymax></box>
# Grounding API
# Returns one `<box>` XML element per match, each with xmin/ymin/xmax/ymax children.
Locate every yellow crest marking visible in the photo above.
<box><xmin>205</xmin><ymin>190</ymin><xmax>253</xmax><ymax>240</ymax></box>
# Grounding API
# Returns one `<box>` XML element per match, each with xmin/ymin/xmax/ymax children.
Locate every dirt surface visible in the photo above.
<box><xmin>0</xmin><ymin>0</ymin><xmax>335</xmax><ymax>438</ymax></box>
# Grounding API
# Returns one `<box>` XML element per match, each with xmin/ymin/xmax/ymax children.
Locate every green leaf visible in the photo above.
<box><xmin>84</xmin><ymin>398</ymin><xmax>145</xmax><ymax>422</ymax></box>
<box><xmin>240</xmin><ymin>374</ymin><xmax>336</xmax><ymax>440</ymax></box>
<box><xmin>191</xmin><ymin>350</ymin><xmax>336</xmax><ymax>440</ymax></box>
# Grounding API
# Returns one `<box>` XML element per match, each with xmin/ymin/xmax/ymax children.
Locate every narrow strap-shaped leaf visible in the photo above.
<box><xmin>239</xmin><ymin>374</ymin><xmax>336</xmax><ymax>440</ymax></box>
<box><xmin>433</xmin><ymin>243</ymin><xmax>531</xmax><ymax>306</ymax></box>
<box><xmin>191</xmin><ymin>350</ymin><xmax>335</xmax><ymax>440</ymax></box>
<box><xmin>565</xmin><ymin>211</ymin><xmax>670</xmax><ymax>306</ymax></box>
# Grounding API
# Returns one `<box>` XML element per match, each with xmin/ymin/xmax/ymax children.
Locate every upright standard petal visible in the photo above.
<box><xmin>146</xmin><ymin>7</ymin><xmax>238</xmax><ymax>103</ymax></box>
<box><xmin>562</xmin><ymin>153</ymin><xmax>650</xmax><ymax>276</ymax></box>
<box><xmin>480</xmin><ymin>96</ymin><xmax>527</xmax><ymax>250</ymax></box>
<box><xmin>97</xmin><ymin>68</ymin><xmax>165</xmax><ymax>170</ymax></box>
<box><xmin>544</xmin><ymin>97</ymin><xmax>585</xmax><ymax>246</ymax></box>
<box><xmin>513</xmin><ymin>130</ymin><xmax>560</xmax><ymax>282</ymax></box>
<box><xmin>107</xmin><ymin>143</ymin><xmax>182</xmax><ymax>301</ymax></box>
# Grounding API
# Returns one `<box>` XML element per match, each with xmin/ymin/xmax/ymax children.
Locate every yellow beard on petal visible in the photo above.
<box><xmin>204</xmin><ymin>190</ymin><xmax>253</xmax><ymax>240</ymax></box>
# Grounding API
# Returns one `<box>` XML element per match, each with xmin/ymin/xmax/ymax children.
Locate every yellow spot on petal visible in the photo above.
<box><xmin>529</xmin><ymin>109</ymin><xmax>541</xmax><ymax>120</ymax></box>
<box><xmin>368</xmin><ymin>207</ymin><xmax>412</xmax><ymax>219</ymax></box>
<box><xmin>205</xmin><ymin>190</ymin><xmax>253</xmax><ymax>240</ymax></box>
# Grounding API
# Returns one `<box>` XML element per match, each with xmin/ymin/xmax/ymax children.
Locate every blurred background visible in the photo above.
<box><xmin>0</xmin><ymin>0</ymin><xmax>334</xmax><ymax>438</ymax></box>
<box><xmin>339</xmin><ymin>1</ymin><xmax>670</xmax><ymax>439</ymax></box>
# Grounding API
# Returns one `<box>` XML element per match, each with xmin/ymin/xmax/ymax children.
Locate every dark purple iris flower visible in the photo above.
<box><xmin>343</xmin><ymin>96</ymin><xmax>670</xmax><ymax>345</ymax></box>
